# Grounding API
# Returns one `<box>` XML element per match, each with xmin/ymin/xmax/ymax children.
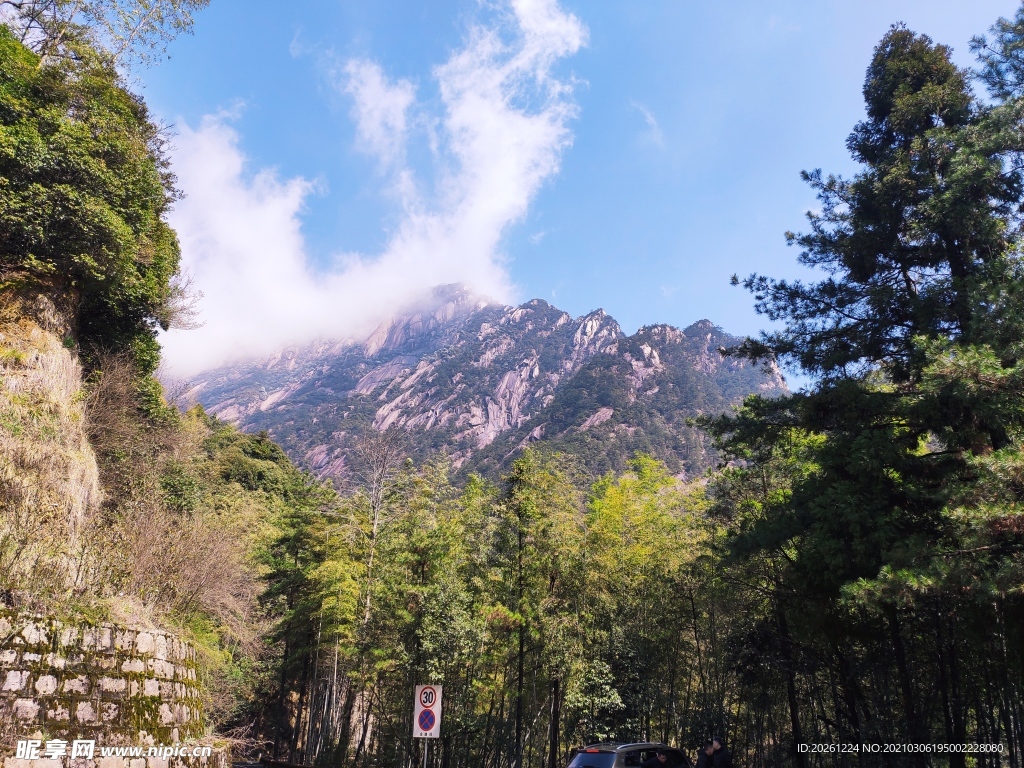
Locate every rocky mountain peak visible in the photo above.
<box><xmin>187</xmin><ymin>288</ymin><xmax>785</xmax><ymax>481</ymax></box>
<box><xmin>363</xmin><ymin>283</ymin><xmax>491</xmax><ymax>357</ymax></box>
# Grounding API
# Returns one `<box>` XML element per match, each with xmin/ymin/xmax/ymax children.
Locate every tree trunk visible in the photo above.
<box><xmin>777</xmin><ymin>607</ymin><xmax>809</xmax><ymax>768</ymax></box>
<box><xmin>887</xmin><ymin>606</ymin><xmax>926</xmax><ymax>768</ymax></box>
<box><xmin>548</xmin><ymin>677</ymin><xmax>561</xmax><ymax>768</ymax></box>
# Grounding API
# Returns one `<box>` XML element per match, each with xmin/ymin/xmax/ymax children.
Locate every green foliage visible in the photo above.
<box><xmin>705</xmin><ymin>12</ymin><xmax>1024</xmax><ymax>765</ymax></box>
<box><xmin>252</xmin><ymin>449</ymin><xmax>731</xmax><ymax>767</ymax></box>
<box><xmin>0</xmin><ymin>25</ymin><xmax>181</xmax><ymax>374</ymax></box>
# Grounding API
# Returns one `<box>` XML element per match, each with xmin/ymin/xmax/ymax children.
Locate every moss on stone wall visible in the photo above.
<box><xmin>0</xmin><ymin>609</ymin><xmax>204</xmax><ymax>748</ymax></box>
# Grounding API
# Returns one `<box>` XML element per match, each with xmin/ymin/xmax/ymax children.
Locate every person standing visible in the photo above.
<box><xmin>711</xmin><ymin>737</ymin><xmax>733</xmax><ymax>768</ymax></box>
<box><xmin>695</xmin><ymin>741</ymin><xmax>714</xmax><ymax>768</ymax></box>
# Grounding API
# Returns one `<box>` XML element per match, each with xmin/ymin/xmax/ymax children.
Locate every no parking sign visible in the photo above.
<box><xmin>413</xmin><ymin>685</ymin><xmax>442</xmax><ymax>738</ymax></box>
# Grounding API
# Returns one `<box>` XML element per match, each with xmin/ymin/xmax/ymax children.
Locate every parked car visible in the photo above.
<box><xmin>566</xmin><ymin>742</ymin><xmax>692</xmax><ymax>768</ymax></box>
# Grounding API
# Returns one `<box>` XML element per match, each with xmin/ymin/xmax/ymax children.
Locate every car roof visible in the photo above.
<box><xmin>581</xmin><ymin>743</ymin><xmax>673</xmax><ymax>753</ymax></box>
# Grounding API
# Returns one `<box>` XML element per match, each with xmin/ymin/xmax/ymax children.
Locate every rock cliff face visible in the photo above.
<box><xmin>186</xmin><ymin>285</ymin><xmax>785</xmax><ymax>480</ymax></box>
<box><xmin>0</xmin><ymin>292</ymin><xmax>101</xmax><ymax>591</ymax></box>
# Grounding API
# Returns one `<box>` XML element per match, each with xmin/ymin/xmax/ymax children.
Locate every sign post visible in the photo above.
<box><xmin>413</xmin><ymin>685</ymin><xmax>442</xmax><ymax>768</ymax></box>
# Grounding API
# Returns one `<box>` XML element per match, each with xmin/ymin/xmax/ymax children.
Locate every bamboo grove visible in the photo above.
<box><xmin>240</xmin><ymin>11</ymin><xmax>1024</xmax><ymax>768</ymax></box>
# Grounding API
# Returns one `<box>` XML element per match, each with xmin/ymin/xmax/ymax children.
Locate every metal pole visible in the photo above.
<box><xmin>422</xmin><ymin>740</ymin><xmax>429</xmax><ymax>768</ymax></box>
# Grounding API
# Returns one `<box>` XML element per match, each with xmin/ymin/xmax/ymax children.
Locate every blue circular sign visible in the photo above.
<box><xmin>418</xmin><ymin>709</ymin><xmax>436</xmax><ymax>732</ymax></box>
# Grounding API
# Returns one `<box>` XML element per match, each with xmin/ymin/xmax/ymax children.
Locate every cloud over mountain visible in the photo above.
<box><xmin>160</xmin><ymin>0</ymin><xmax>587</xmax><ymax>376</ymax></box>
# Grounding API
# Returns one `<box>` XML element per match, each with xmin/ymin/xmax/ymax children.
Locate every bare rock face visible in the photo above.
<box><xmin>186</xmin><ymin>285</ymin><xmax>786</xmax><ymax>480</ymax></box>
<box><xmin>0</xmin><ymin>293</ymin><xmax>102</xmax><ymax>595</ymax></box>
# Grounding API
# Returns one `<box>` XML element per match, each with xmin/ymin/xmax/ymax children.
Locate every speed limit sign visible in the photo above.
<box><xmin>413</xmin><ymin>685</ymin><xmax>442</xmax><ymax>738</ymax></box>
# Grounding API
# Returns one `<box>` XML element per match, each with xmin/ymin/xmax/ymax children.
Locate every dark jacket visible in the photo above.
<box><xmin>695</xmin><ymin>751</ymin><xmax>712</xmax><ymax>768</ymax></box>
<box><xmin>711</xmin><ymin>746</ymin><xmax>733</xmax><ymax>768</ymax></box>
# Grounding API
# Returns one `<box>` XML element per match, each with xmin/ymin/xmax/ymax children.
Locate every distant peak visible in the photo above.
<box><xmin>683</xmin><ymin>319</ymin><xmax>720</xmax><ymax>335</ymax></box>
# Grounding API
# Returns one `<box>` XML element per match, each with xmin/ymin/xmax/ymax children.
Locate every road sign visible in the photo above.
<box><xmin>413</xmin><ymin>685</ymin><xmax>442</xmax><ymax>739</ymax></box>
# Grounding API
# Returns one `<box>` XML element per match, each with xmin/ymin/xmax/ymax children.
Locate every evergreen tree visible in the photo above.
<box><xmin>711</xmin><ymin>18</ymin><xmax>1024</xmax><ymax>764</ymax></box>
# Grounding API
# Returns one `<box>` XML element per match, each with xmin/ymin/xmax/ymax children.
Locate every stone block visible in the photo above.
<box><xmin>155</xmin><ymin>635</ymin><xmax>168</xmax><ymax>660</ymax></box>
<box><xmin>22</xmin><ymin>652</ymin><xmax>42</xmax><ymax>663</ymax></box>
<box><xmin>59</xmin><ymin>627</ymin><xmax>79</xmax><ymax>646</ymax></box>
<box><xmin>115</xmin><ymin>630</ymin><xmax>135</xmax><ymax>651</ymax></box>
<box><xmin>158</xmin><ymin>703</ymin><xmax>174</xmax><ymax>725</ymax></box>
<box><xmin>3</xmin><ymin>670</ymin><xmax>29</xmax><ymax>691</ymax></box>
<box><xmin>143</xmin><ymin>679</ymin><xmax>160</xmax><ymax>697</ymax></box>
<box><xmin>129</xmin><ymin>680</ymin><xmax>140</xmax><ymax>696</ymax></box>
<box><xmin>99</xmin><ymin>676</ymin><xmax>127</xmax><ymax>694</ymax></box>
<box><xmin>99</xmin><ymin>627</ymin><xmax>113</xmax><ymax>650</ymax></box>
<box><xmin>43</xmin><ymin>653</ymin><xmax>66</xmax><ymax>669</ymax></box>
<box><xmin>147</xmin><ymin>756</ymin><xmax>170</xmax><ymax>768</ymax></box>
<box><xmin>129</xmin><ymin>758</ymin><xmax>147</xmax><ymax>768</ymax></box>
<box><xmin>75</xmin><ymin>700</ymin><xmax>97</xmax><ymax>723</ymax></box>
<box><xmin>64</xmin><ymin>676</ymin><xmax>90</xmax><ymax>694</ymax></box>
<box><xmin>98</xmin><ymin>756</ymin><xmax>127</xmax><ymax>768</ymax></box>
<box><xmin>102</xmin><ymin>702</ymin><xmax>119</xmax><ymax>722</ymax></box>
<box><xmin>121</xmin><ymin>659</ymin><xmax>145</xmax><ymax>674</ymax></box>
<box><xmin>159</xmin><ymin>681</ymin><xmax>175</xmax><ymax>699</ymax></box>
<box><xmin>0</xmin><ymin>616</ymin><xmax>12</xmax><ymax>636</ymax></box>
<box><xmin>46</xmin><ymin>703</ymin><xmax>70</xmax><ymax>721</ymax></box>
<box><xmin>81</xmin><ymin>628</ymin><xmax>98</xmax><ymax>650</ymax></box>
<box><xmin>135</xmin><ymin>633</ymin><xmax>155</xmax><ymax>654</ymax></box>
<box><xmin>34</xmin><ymin>674</ymin><xmax>58</xmax><ymax>695</ymax></box>
<box><xmin>0</xmin><ymin>648</ymin><xmax>18</xmax><ymax>664</ymax></box>
<box><xmin>13</xmin><ymin>698</ymin><xmax>40</xmax><ymax>721</ymax></box>
<box><xmin>22</xmin><ymin>623</ymin><xmax>47</xmax><ymax>645</ymax></box>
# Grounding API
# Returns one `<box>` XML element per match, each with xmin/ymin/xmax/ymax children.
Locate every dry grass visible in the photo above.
<box><xmin>1</xmin><ymin>288</ymin><xmax>278</xmax><ymax>733</ymax></box>
<box><xmin>0</xmin><ymin>292</ymin><xmax>101</xmax><ymax>607</ymax></box>
<box><xmin>81</xmin><ymin>350</ymin><xmax>258</xmax><ymax>620</ymax></box>
<box><xmin>81</xmin><ymin>350</ymin><xmax>271</xmax><ymax>729</ymax></box>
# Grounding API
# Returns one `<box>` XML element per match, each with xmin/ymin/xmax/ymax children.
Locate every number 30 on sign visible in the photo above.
<box><xmin>413</xmin><ymin>685</ymin><xmax>442</xmax><ymax>738</ymax></box>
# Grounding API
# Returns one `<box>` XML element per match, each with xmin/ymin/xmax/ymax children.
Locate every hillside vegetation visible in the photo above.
<box><xmin>4</xmin><ymin>6</ymin><xmax>1024</xmax><ymax>768</ymax></box>
<box><xmin>0</xmin><ymin>19</ymin><xmax>326</xmax><ymax>735</ymax></box>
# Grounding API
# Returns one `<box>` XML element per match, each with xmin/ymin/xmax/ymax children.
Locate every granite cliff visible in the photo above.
<box><xmin>184</xmin><ymin>286</ymin><xmax>785</xmax><ymax>480</ymax></box>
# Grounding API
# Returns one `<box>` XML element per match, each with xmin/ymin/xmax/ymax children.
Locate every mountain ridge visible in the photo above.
<box><xmin>184</xmin><ymin>285</ymin><xmax>785</xmax><ymax>480</ymax></box>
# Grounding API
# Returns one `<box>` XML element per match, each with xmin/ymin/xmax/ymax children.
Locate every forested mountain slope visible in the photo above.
<box><xmin>186</xmin><ymin>285</ymin><xmax>785</xmax><ymax>479</ymax></box>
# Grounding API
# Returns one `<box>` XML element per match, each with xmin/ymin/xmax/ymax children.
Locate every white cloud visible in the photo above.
<box><xmin>343</xmin><ymin>59</ymin><xmax>416</xmax><ymax>171</ymax></box>
<box><xmin>631</xmin><ymin>100</ymin><xmax>664</xmax><ymax>148</ymax></box>
<box><xmin>288</xmin><ymin>29</ymin><xmax>305</xmax><ymax>59</ymax></box>
<box><xmin>160</xmin><ymin>0</ymin><xmax>587</xmax><ymax>376</ymax></box>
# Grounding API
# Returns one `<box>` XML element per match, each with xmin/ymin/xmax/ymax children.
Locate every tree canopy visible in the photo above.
<box><xmin>0</xmin><ymin>24</ymin><xmax>182</xmax><ymax>373</ymax></box>
<box><xmin>709</xmin><ymin>18</ymin><xmax>1024</xmax><ymax>767</ymax></box>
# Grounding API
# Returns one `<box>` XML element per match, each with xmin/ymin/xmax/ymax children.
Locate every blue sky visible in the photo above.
<box><xmin>150</xmin><ymin>0</ymin><xmax>1019</xmax><ymax>375</ymax></box>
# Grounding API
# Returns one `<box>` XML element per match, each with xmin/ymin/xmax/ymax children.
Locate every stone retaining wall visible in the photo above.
<box><xmin>0</xmin><ymin>610</ymin><xmax>204</xmax><ymax>747</ymax></box>
<box><xmin>2</xmin><ymin>751</ymin><xmax>230</xmax><ymax>768</ymax></box>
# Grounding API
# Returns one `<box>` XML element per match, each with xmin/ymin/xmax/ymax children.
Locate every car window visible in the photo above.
<box><xmin>567</xmin><ymin>751</ymin><xmax>617</xmax><ymax>768</ymax></box>
<box><xmin>627</xmin><ymin>750</ymin><xmax>665</xmax><ymax>766</ymax></box>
